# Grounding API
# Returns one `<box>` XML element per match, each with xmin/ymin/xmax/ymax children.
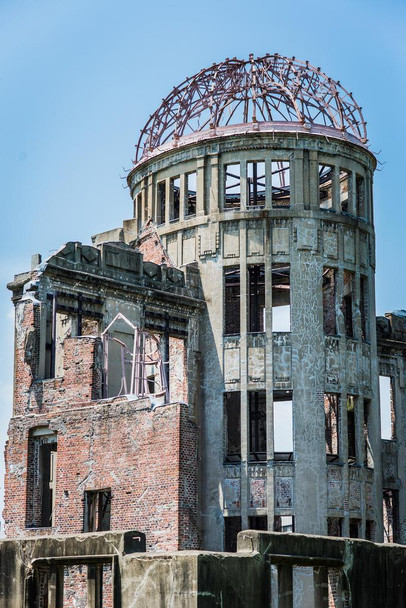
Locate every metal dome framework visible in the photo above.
<box><xmin>134</xmin><ymin>54</ymin><xmax>367</xmax><ymax>163</ymax></box>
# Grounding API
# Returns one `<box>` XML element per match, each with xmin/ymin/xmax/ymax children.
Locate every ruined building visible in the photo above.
<box><xmin>3</xmin><ymin>54</ymin><xmax>406</xmax><ymax>606</ymax></box>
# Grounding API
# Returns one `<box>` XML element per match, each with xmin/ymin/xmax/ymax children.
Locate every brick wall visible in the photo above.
<box><xmin>4</xmin><ymin>398</ymin><xmax>199</xmax><ymax>551</ymax></box>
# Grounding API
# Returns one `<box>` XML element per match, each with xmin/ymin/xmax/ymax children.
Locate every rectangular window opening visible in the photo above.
<box><xmin>363</xmin><ymin>399</ymin><xmax>374</xmax><ymax>468</ymax></box>
<box><xmin>339</xmin><ymin>169</ymin><xmax>350</xmax><ymax>212</ymax></box>
<box><xmin>224</xmin><ymin>267</ymin><xmax>240</xmax><ymax>335</ymax></box>
<box><xmin>349</xmin><ymin>519</ymin><xmax>360</xmax><ymax>539</ymax></box>
<box><xmin>327</xmin><ymin>517</ymin><xmax>342</xmax><ymax>537</ymax></box>
<box><xmin>170</xmin><ymin>176</ymin><xmax>180</xmax><ymax>221</ymax></box>
<box><xmin>248</xmin><ymin>515</ymin><xmax>268</xmax><ymax>531</ymax></box>
<box><xmin>272</xmin><ymin>161</ymin><xmax>290</xmax><ymax>207</ymax></box>
<box><xmin>319</xmin><ymin>164</ymin><xmax>334</xmax><ymax>209</ymax></box>
<box><xmin>26</xmin><ymin>429</ymin><xmax>58</xmax><ymax>529</ymax></box>
<box><xmin>224</xmin><ymin>516</ymin><xmax>242</xmax><ymax>552</ymax></box>
<box><xmin>273</xmin><ymin>392</ymin><xmax>293</xmax><ymax>461</ymax></box>
<box><xmin>274</xmin><ymin>515</ymin><xmax>294</xmax><ymax>533</ymax></box>
<box><xmin>356</xmin><ymin>174</ymin><xmax>365</xmax><ymax>218</ymax></box>
<box><xmin>186</xmin><ymin>171</ymin><xmax>197</xmax><ymax>216</ymax></box>
<box><xmin>247</xmin><ymin>161</ymin><xmax>265</xmax><ymax>207</ymax></box>
<box><xmin>224</xmin><ymin>392</ymin><xmax>241</xmax><ymax>463</ymax></box>
<box><xmin>365</xmin><ymin>519</ymin><xmax>375</xmax><ymax>541</ymax></box>
<box><xmin>379</xmin><ymin>376</ymin><xmax>395</xmax><ymax>440</ymax></box>
<box><xmin>157</xmin><ymin>181</ymin><xmax>166</xmax><ymax>225</ymax></box>
<box><xmin>136</xmin><ymin>192</ymin><xmax>142</xmax><ymax>232</ymax></box>
<box><xmin>383</xmin><ymin>489</ymin><xmax>399</xmax><ymax>543</ymax></box>
<box><xmin>248</xmin><ymin>265</ymin><xmax>265</xmax><ymax>333</ymax></box>
<box><xmin>347</xmin><ymin>396</ymin><xmax>356</xmax><ymax>464</ymax></box>
<box><xmin>84</xmin><ymin>489</ymin><xmax>111</xmax><ymax>532</ymax></box>
<box><xmin>342</xmin><ymin>271</ymin><xmax>354</xmax><ymax>338</ymax></box>
<box><xmin>249</xmin><ymin>391</ymin><xmax>266</xmax><ymax>462</ymax></box>
<box><xmin>272</xmin><ymin>265</ymin><xmax>290</xmax><ymax>332</ymax></box>
<box><xmin>224</xmin><ymin>163</ymin><xmax>241</xmax><ymax>209</ymax></box>
<box><xmin>325</xmin><ymin>393</ymin><xmax>340</xmax><ymax>461</ymax></box>
<box><xmin>360</xmin><ymin>276</ymin><xmax>369</xmax><ymax>341</ymax></box>
<box><xmin>323</xmin><ymin>267</ymin><xmax>337</xmax><ymax>335</ymax></box>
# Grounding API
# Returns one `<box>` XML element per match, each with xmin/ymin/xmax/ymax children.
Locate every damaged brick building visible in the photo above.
<box><xmin>3</xmin><ymin>54</ymin><xmax>406</xmax><ymax>606</ymax></box>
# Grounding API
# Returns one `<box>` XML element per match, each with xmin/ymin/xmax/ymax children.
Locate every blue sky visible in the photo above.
<box><xmin>0</xmin><ymin>0</ymin><xmax>405</xmax><ymax>524</ymax></box>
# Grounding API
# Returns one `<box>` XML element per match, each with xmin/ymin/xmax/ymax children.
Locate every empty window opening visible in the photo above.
<box><xmin>248</xmin><ymin>515</ymin><xmax>268</xmax><ymax>531</ymax></box>
<box><xmin>360</xmin><ymin>276</ymin><xmax>369</xmax><ymax>341</ymax></box>
<box><xmin>379</xmin><ymin>376</ymin><xmax>395</xmax><ymax>440</ymax></box>
<box><xmin>247</xmin><ymin>161</ymin><xmax>265</xmax><ymax>206</ymax></box>
<box><xmin>347</xmin><ymin>396</ymin><xmax>356</xmax><ymax>464</ymax></box>
<box><xmin>157</xmin><ymin>181</ymin><xmax>166</xmax><ymax>225</ymax></box>
<box><xmin>356</xmin><ymin>174</ymin><xmax>365</xmax><ymax>218</ymax></box>
<box><xmin>274</xmin><ymin>515</ymin><xmax>294</xmax><ymax>532</ymax></box>
<box><xmin>273</xmin><ymin>393</ymin><xmax>293</xmax><ymax>460</ymax></box>
<box><xmin>136</xmin><ymin>192</ymin><xmax>142</xmax><ymax>232</ymax></box>
<box><xmin>383</xmin><ymin>489</ymin><xmax>399</xmax><ymax>543</ymax></box>
<box><xmin>102</xmin><ymin>313</ymin><xmax>168</xmax><ymax>402</ymax></box>
<box><xmin>272</xmin><ymin>265</ymin><xmax>291</xmax><ymax>332</ymax></box>
<box><xmin>249</xmin><ymin>391</ymin><xmax>266</xmax><ymax>462</ymax></box>
<box><xmin>224</xmin><ymin>516</ymin><xmax>242</xmax><ymax>552</ymax></box>
<box><xmin>84</xmin><ymin>490</ymin><xmax>111</xmax><ymax>532</ymax></box>
<box><xmin>170</xmin><ymin>176</ymin><xmax>180</xmax><ymax>221</ymax></box>
<box><xmin>339</xmin><ymin>169</ymin><xmax>350</xmax><ymax>212</ymax></box>
<box><xmin>363</xmin><ymin>399</ymin><xmax>374</xmax><ymax>468</ymax></box>
<box><xmin>327</xmin><ymin>517</ymin><xmax>342</xmax><ymax>537</ymax></box>
<box><xmin>224</xmin><ymin>163</ymin><xmax>241</xmax><ymax>208</ymax></box>
<box><xmin>272</xmin><ymin>161</ymin><xmax>290</xmax><ymax>207</ymax></box>
<box><xmin>248</xmin><ymin>265</ymin><xmax>265</xmax><ymax>332</ymax></box>
<box><xmin>186</xmin><ymin>171</ymin><xmax>197</xmax><ymax>216</ymax></box>
<box><xmin>342</xmin><ymin>271</ymin><xmax>354</xmax><ymax>338</ymax></box>
<box><xmin>224</xmin><ymin>392</ymin><xmax>241</xmax><ymax>462</ymax></box>
<box><xmin>26</xmin><ymin>429</ymin><xmax>57</xmax><ymax>528</ymax></box>
<box><xmin>323</xmin><ymin>268</ymin><xmax>337</xmax><ymax>335</ymax></box>
<box><xmin>319</xmin><ymin>165</ymin><xmax>334</xmax><ymax>209</ymax></box>
<box><xmin>224</xmin><ymin>267</ymin><xmax>240</xmax><ymax>335</ymax></box>
<box><xmin>349</xmin><ymin>519</ymin><xmax>360</xmax><ymax>539</ymax></box>
<box><xmin>365</xmin><ymin>520</ymin><xmax>375</xmax><ymax>541</ymax></box>
<box><xmin>325</xmin><ymin>393</ymin><xmax>340</xmax><ymax>461</ymax></box>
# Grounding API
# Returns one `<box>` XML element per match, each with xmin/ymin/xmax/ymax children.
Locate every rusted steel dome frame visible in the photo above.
<box><xmin>134</xmin><ymin>54</ymin><xmax>367</xmax><ymax>163</ymax></box>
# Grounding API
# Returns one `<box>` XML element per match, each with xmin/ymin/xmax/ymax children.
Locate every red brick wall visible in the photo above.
<box><xmin>4</xmin><ymin>398</ymin><xmax>199</xmax><ymax>551</ymax></box>
<box><xmin>13</xmin><ymin>296</ymin><xmax>102</xmax><ymax>416</ymax></box>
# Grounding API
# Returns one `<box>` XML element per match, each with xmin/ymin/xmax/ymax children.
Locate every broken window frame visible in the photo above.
<box><xmin>102</xmin><ymin>313</ymin><xmax>168</xmax><ymax>402</ymax></box>
<box><xmin>347</xmin><ymin>396</ymin><xmax>356</xmax><ymax>464</ymax></box>
<box><xmin>224</xmin><ymin>392</ymin><xmax>241</xmax><ymax>463</ymax></box>
<box><xmin>339</xmin><ymin>169</ymin><xmax>350</xmax><ymax>213</ymax></box>
<box><xmin>271</xmin><ymin>161</ymin><xmax>290</xmax><ymax>208</ymax></box>
<box><xmin>319</xmin><ymin>164</ymin><xmax>334</xmax><ymax>210</ymax></box>
<box><xmin>342</xmin><ymin>271</ymin><xmax>355</xmax><ymax>339</ymax></box>
<box><xmin>363</xmin><ymin>399</ymin><xmax>374</xmax><ymax>468</ymax></box>
<box><xmin>224</xmin><ymin>267</ymin><xmax>240</xmax><ymax>335</ymax></box>
<box><xmin>272</xmin><ymin>265</ymin><xmax>291</xmax><ymax>332</ymax></box>
<box><xmin>157</xmin><ymin>180</ymin><xmax>166</xmax><ymax>225</ymax></box>
<box><xmin>26</xmin><ymin>428</ymin><xmax>57</xmax><ymax>529</ymax></box>
<box><xmin>248</xmin><ymin>265</ymin><xmax>265</xmax><ymax>333</ymax></box>
<box><xmin>224</xmin><ymin>163</ymin><xmax>241</xmax><ymax>209</ymax></box>
<box><xmin>186</xmin><ymin>171</ymin><xmax>197</xmax><ymax>216</ymax></box>
<box><xmin>84</xmin><ymin>489</ymin><xmax>112</xmax><ymax>532</ymax></box>
<box><xmin>249</xmin><ymin>391</ymin><xmax>266</xmax><ymax>462</ymax></box>
<box><xmin>170</xmin><ymin>176</ymin><xmax>180</xmax><ymax>222</ymax></box>
<box><xmin>383</xmin><ymin>489</ymin><xmax>399</xmax><ymax>543</ymax></box>
<box><xmin>273</xmin><ymin>391</ymin><xmax>293</xmax><ymax>461</ymax></box>
<box><xmin>325</xmin><ymin>393</ymin><xmax>340</xmax><ymax>462</ymax></box>
<box><xmin>136</xmin><ymin>192</ymin><xmax>143</xmax><ymax>232</ymax></box>
<box><xmin>323</xmin><ymin>267</ymin><xmax>337</xmax><ymax>335</ymax></box>
<box><xmin>247</xmin><ymin>161</ymin><xmax>265</xmax><ymax>207</ymax></box>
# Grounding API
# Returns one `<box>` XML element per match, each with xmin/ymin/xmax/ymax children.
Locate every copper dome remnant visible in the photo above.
<box><xmin>134</xmin><ymin>54</ymin><xmax>367</xmax><ymax>163</ymax></box>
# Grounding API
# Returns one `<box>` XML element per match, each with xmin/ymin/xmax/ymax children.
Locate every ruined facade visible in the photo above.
<box><xmin>4</xmin><ymin>55</ymin><xmax>406</xmax><ymax>603</ymax></box>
